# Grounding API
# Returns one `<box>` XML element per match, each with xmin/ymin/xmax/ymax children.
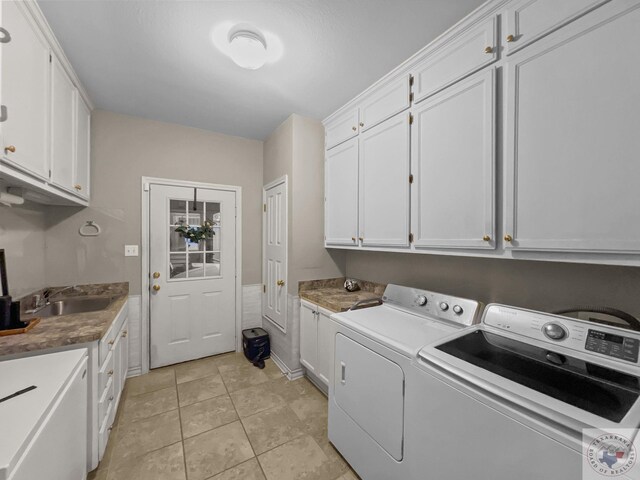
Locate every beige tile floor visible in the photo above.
<box><xmin>88</xmin><ymin>352</ymin><xmax>360</xmax><ymax>480</ymax></box>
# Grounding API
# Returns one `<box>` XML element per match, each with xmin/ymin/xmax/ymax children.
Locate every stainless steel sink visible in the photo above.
<box><xmin>34</xmin><ymin>296</ymin><xmax>114</xmax><ymax>317</ymax></box>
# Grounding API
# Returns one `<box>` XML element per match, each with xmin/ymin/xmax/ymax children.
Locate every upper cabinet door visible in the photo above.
<box><xmin>359</xmin><ymin>74</ymin><xmax>411</xmax><ymax>132</ymax></box>
<box><xmin>325</xmin><ymin>107</ymin><xmax>359</xmax><ymax>150</ymax></box>
<box><xmin>0</xmin><ymin>1</ymin><xmax>50</xmax><ymax>180</ymax></box>
<box><xmin>50</xmin><ymin>55</ymin><xmax>76</xmax><ymax>193</ymax></box>
<box><xmin>504</xmin><ymin>4</ymin><xmax>640</xmax><ymax>253</ymax></box>
<box><xmin>325</xmin><ymin>137</ymin><xmax>359</xmax><ymax>246</ymax></box>
<box><xmin>359</xmin><ymin>112</ymin><xmax>410</xmax><ymax>248</ymax></box>
<box><xmin>74</xmin><ymin>95</ymin><xmax>90</xmax><ymax>199</ymax></box>
<box><xmin>413</xmin><ymin>16</ymin><xmax>497</xmax><ymax>103</ymax></box>
<box><xmin>504</xmin><ymin>0</ymin><xmax>610</xmax><ymax>55</ymax></box>
<box><xmin>412</xmin><ymin>70</ymin><xmax>495</xmax><ymax>250</ymax></box>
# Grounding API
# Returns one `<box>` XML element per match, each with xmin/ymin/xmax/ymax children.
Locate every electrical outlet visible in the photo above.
<box><xmin>124</xmin><ymin>245</ymin><xmax>139</xmax><ymax>257</ymax></box>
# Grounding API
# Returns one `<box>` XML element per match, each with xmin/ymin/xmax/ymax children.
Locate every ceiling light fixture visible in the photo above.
<box><xmin>228</xmin><ymin>26</ymin><xmax>267</xmax><ymax>70</ymax></box>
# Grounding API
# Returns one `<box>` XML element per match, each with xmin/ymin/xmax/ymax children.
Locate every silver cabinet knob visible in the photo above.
<box><xmin>439</xmin><ymin>302</ymin><xmax>449</xmax><ymax>311</ymax></box>
<box><xmin>452</xmin><ymin>305</ymin><xmax>463</xmax><ymax>315</ymax></box>
<box><xmin>416</xmin><ymin>295</ymin><xmax>427</xmax><ymax>306</ymax></box>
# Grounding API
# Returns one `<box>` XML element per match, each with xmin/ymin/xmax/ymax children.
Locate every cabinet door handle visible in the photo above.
<box><xmin>107</xmin><ymin>369</ymin><xmax>114</xmax><ymax>376</ymax></box>
<box><xmin>484</xmin><ymin>46</ymin><xmax>493</xmax><ymax>54</ymax></box>
<box><xmin>504</xmin><ymin>234</ymin><xmax>513</xmax><ymax>242</ymax></box>
<box><xmin>122</xmin><ymin>330</ymin><xmax>128</xmax><ymax>337</ymax></box>
<box><xmin>109</xmin><ymin>395</ymin><xmax>114</xmax><ymax>401</ymax></box>
<box><xmin>4</xmin><ymin>145</ymin><xmax>15</xmax><ymax>154</ymax></box>
<box><xmin>506</xmin><ymin>34</ymin><xmax>515</xmax><ymax>43</ymax></box>
<box><xmin>74</xmin><ymin>184</ymin><xmax>82</xmax><ymax>191</ymax></box>
<box><xmin>351</xmin><ymin>126</ymin><xmax>357</xmax><ymax>131</ymax></box>
<box><xmin>483</xmin><ymin>235</ymin><xmax>491</xmax><ymax>242</ymax></box>
<box><xmin>0</xmin><ymin>27</ymin><xmax>11</xmax><ymax>43</ymax></box>
<box><xmin>0</xmin><ymin>105</ymin><xmax>7</xmax><ymax>123</ymax></box>
<box><xmin>340</xmin><ymin>362</ymin><xmax>346</xmax><ymax>385</ymax></box>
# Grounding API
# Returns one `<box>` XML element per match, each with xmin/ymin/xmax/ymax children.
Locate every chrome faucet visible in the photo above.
<box><xmin>29</xmin><ymin>286</ymin><xmax>78</xmax><ymax>312</ymax></box>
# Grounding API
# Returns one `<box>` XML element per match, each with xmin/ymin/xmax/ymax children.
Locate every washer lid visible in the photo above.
<box><xmin>331</xmin><ymin>305</ymin><xmax>461</xmax><ymax>357</ymax></box>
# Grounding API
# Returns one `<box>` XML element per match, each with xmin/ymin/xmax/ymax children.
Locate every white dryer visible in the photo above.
<box><xmin>328</xmin><ymin>284</ymin><xmax>482</xmax><ymax>480</ymax></box>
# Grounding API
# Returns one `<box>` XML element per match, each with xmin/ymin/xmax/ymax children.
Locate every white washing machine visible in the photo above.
<box><xmin>406</xmin><ymin>304</ymin><xmax>640</xmax><ymax>480</ymax></box>
<box><xmin>328</xmin><ymin>284</ymin><xmax>482</xmax><ymax>480</ymax></box>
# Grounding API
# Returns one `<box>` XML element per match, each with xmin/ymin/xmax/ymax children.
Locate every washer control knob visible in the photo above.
<box><xmin>452</xmin><ymin>305</ymin><xmax>463</xmax><ymax>315</ymax></box>
<box><xmin>416</xmin><ymin>295</ymin><xmax>428</xmax><ymax>306</ymax></box>
<box><xmin>439</xmin><ymin>302</ymin><xmax>449</xmax><ymax>311</ymax></box>
<box><xmin>543</xmin><ymin>323</ymin><xmax>567</xmax><ymax>341</ymax></box>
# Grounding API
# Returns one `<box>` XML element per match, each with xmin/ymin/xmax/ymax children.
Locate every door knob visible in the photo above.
<box><xmin>4</xmin><ymin>145</ymin><xmax>15</xmax><ymax>154</ymax></box>
<box><xmin>504</xmin><ymin>234</ymin><xmax>513</xmax><ymax>242</ymax></box>
<box><xmin>153</xmin><ymin>272</ymin><xmax>160</xmax><ymax>279</ymax></box>
<box><xmin>153</xmin><ymin>284</ymin><xmax>161</xmax><ymax>291</ymax></box>
<box><xmin>277</xmin><ymin>280</ymin><xmax>285</xmax><ymax>287</ymax></box>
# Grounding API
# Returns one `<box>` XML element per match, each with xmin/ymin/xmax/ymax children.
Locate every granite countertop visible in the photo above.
<box><xmin>0</xmin><ymin>282</ymin><xmax>129</xmax><ymax>357</ymax></box>
<box><xmin>299</xmin><ymin>278</ymin><xmax>386</xmax><ymax>313</ymax></box>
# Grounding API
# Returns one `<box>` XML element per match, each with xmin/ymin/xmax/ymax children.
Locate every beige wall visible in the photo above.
<box><xmin>263</xmin><ymin>114</ymin><xmax>344</xmax><ymax>295</ymax></box>
<box><xmin>0</xmin><ymin>204</ymin><xmax>47</xmax><ymax>298</ymax></box>
<box><xmin>2</xmin><ymin>110</ymin><xmax>264</xmax><ymax>296</ymax></box>
<box><xmin>346</xmin><ymin>251</ymin><xmax>640</xmax><ymax>318</ymax></box>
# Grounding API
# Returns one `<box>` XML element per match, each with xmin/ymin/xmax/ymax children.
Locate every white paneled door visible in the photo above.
<box><xmin>262</xmin><ymin>178</ymin><xmax>287</xmax><ymax>331</ymax></box>
<box><xmin>149</xmin><ymin>184</ymin><xmax>236</xmax><ymax>368</ymax></box>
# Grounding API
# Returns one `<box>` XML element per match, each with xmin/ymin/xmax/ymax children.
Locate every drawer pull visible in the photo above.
<box><xmin>359</xmin><ymin>122</ymin><xmax>364</xmax><ymax>127</ymax></box>
<box><xmin>4</xmin><ymin>145</ymin><xmax>15</xmax><ymax>154</ymax></box>
<box><xmin>504</xmin><ymin>234</ymin><xmax>513</xmax><ymax>242</ymax></box>
<box><xmin>0</xmin><ymin>27</ymin><xmax>11</xmax><ymax>43</ymax></box>
<box><xmin>74</xmin><ymin>184</ymin><xmax>82</xmax><ymax>191</ymax></box>
<box><xmin>0</xmin><ymin>105</ymin><xmax>7</xmax><ymax>123</ymax></box>
<box><xmin>108</xmin><ymin>370</ymin><xmax>114</xmax><ymax>376</ymax></box>
<box><xmin>122</xmin><ymin>330</ymin><xmax>128</xmax><ymax>337</ymax></box>
<box><xmin>483</xmin><ymin>46</ymin><xmax>493</xmax><ymax>54</ymax></box>
<box><xmin>483</xmin><ymin>235</ymin><xmax>491</xmax><ymax>242</ymax></box>
<box><xmin>108</xmin><ymin>425</ymin><xmax>113</xmax><ymax>432</ymax></box>
<box><xmin>109</xmin><ymin>395</ymin><xmax>114</xmax><ymax>401</ymax></box>
<box><xmin>340</xmin><ymin>362</ymin><xmax>346</xmax><ymax>385</ymax></box>
<box><xmin>351</xmin><ymin>126</ymin><xmax>357</xmax><ymax>131</ymax></box>
<box><xmin>506</xmin><ymin>34</ymin><xmax>515</xmax><ymax>43</ymax></box>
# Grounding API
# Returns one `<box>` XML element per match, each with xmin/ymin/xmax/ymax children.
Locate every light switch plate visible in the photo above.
<box><xmin>124</xmin><ymin>245</ymin><xmax>139</xmax><ymax>257</ymax></box>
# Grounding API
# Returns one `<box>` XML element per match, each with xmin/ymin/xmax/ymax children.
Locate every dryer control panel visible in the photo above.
<box><xmin>382</xmin><ymin>285</ymin><xmax>482</xmax><ymax>327</ymax></box>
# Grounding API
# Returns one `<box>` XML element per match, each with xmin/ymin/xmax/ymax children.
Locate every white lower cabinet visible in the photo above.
<box><xmin>504</xmin><ymin>3</ymin><xmax>640</xmax><ymax>253</ymax></box>
<box><xmin>412</xmin><ymin>69</ymin><xmax>495</xmax><ymax>249</ymax></box>
<box><xmin>300</xmin><ymin>299</ymin><xmax>333</xmax><ymax>387</ymax></box>
<box><xmin>97</xmin><ymin>314</ymin><xmax>128</xmax><ymax>462</ymax></box>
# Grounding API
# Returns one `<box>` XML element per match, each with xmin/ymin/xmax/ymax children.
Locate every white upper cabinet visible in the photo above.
<box><xmin>50</xmin><ymin>54</ymin><xmax>76</xmax><ymax>193</ymax></box>
<box><xmin>504</xmin><ymin>4</ymin><xmax>640</xmax><ymax>253</ymax></box>
<box><xmin>0</xmin><ymin>0</ymin><xmax>91</xmax><ymax>205</ymax></box>
<box><xmin>74</xmin><ymin>95</ymin><xmax>90</xmax><ymax>199</ymax></box>
<box><xmin>412</xmin><ymin>69</ymin><xmax>495</xmax><ymax>250</ymax></box>
<box><xmin>325</xmin><ymin>137</ymin><xmax>359</xmax><ymax>246</ymax></box>
<box><xmin>504</xmin><ymin>0</ymin><xmax>610</xmax><ymax>55</ymax></box>
<box><xmin>325</xmin><ymin>107</ymin><xmax>359</xmax><ymax>150</ymax></box>
<box><xmin>0</xmin><ymin>0</ymin><xmax>50</xmax><ymax>181</ymax></box>
<box><xmin>359</xmin><ymin>112</ymin><xmax>411</xmax><ymax>248</ymax></box>
<box><xmin>413</xmin><ymin>16</ymin><xmax>497</xmax><ymax>103</ymax></box>
<box><xmin>359</xmin><ymin>74</ymin><xmax>411</xmax><ymax>132</ymax></box>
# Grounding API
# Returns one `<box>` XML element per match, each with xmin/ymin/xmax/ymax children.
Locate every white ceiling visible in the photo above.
<box><xmin>38</xmin><ymin>0</ymin><xmax>486</xmax><ymax>140</ymax></box>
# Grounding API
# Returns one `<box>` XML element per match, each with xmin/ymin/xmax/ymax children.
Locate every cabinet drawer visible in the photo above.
<box><xmin>504</xmin><ymin>0</ymin><xmax>610</xmax><ymax>55</ymax></box>
<box><xmin>98</xmin><ymin>377</ymin><xmax>114</xmax><ymax>428</ymax></box>
<box><xmin>98</xmin><ymin>350</ymin><xmax>115</xmax><ymax>394</ymax></box>
<box><xmin>325</xmin><ymin>107</ymin><xmax>359</xmax><ymax>150</ymax></box>
<box><xmin>413</xmin><ymin>16</ymin><xmax>497</xmax><ymax>102</ymax></box>
<box><xmin>98</xmin><ymin>402</ymin><xmax>114</xmax><ymax>461</ymax></box>
<box><xmin>99</xmin><ymin>302</ymin><xmax>127</xmax><ymax>364</ymax></box>
<box><xmin>359</xmin><ymin>74</ymin><xmax>411</xmax><ymax>132</ymax></box>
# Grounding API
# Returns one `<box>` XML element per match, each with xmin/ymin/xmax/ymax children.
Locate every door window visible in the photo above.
<box><xmin>169</xmin><ymin>199</ymin><xmax>221</xmax><ymax>279</ymax></box>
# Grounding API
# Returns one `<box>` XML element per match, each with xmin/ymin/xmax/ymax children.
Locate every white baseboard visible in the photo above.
<box><xmin>271</xmin><ymin>351</ymin><xmax>304</xmax><ymax>380</ymax></box>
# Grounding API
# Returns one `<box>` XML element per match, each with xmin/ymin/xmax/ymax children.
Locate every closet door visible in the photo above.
<box><xmin>412</xmin><ymin>69</ymin><xmax>495</xmax><ymax>249</ymax></box>
<box><xmin>504</xmin><ymin>4</ymin><xmax>640</xmax><ymax>253</ymax></box>
<box><xmin>325</xmin><ymin>137</ymin><xmax>359</xmax><ymax>246</ymax></box>
<box><xmin>358</xmin><ymin>112</ymin><xmax>411</xmax><ymax>248</ymax></box>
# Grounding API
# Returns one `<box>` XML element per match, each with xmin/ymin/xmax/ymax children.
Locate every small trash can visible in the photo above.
<box><xmin>242</xmin><ymin>328</ymin><xmax>270</xmax><ymax>368</ymax></box>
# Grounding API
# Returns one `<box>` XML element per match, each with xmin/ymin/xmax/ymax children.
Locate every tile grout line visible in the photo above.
<box><xmin>173</xmin><ymin>369</ymin><xmax>191</xmax><ymax>480</ymax></box>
